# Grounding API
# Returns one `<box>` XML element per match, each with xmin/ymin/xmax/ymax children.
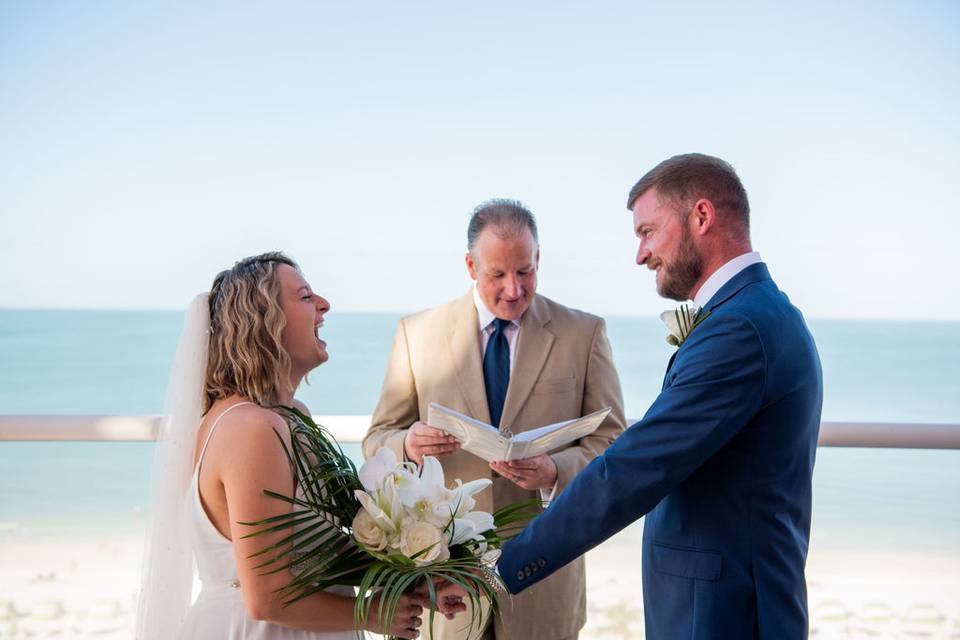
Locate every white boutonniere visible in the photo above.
<box><xmin>660</xmin><ymin>304</ymin><xmax>710</xmax><ymax>347</ymax></box>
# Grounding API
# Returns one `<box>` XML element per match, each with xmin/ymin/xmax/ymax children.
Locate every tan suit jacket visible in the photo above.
<box><xmin>363</xmin><ymin>291</ymin><xmax>625</xmax><ymax>639</ymax></box>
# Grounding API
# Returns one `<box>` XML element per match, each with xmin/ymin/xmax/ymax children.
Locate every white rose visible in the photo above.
<box><xmin>400</xmin><ymin>521</ymin><xmax>448</xmax><ymax>565</ymax></box>
<box><xmin>352</xmin><ymin>509</ymin><xmax>388</xmax><ymax>551</ymax></box>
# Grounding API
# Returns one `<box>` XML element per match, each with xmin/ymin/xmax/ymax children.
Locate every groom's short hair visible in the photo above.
<box><xmin>627</xmin><ymin>153</ymin><xmax>750</xmax><ymax>229</ymax></box>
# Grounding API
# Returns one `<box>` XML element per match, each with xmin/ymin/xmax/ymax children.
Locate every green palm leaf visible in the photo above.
<box><xmin>242</xmin><ymin>407</ymin><xmax>543</xmax><ymax>638</ymax></box>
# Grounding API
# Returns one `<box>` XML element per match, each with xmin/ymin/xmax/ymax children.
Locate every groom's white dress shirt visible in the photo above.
<box><xmin>693</xmin><ymin>251</ymin><xmax>762</xmax><ymax>309</ymax></box>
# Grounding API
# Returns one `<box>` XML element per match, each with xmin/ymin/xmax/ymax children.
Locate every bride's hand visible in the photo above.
<box><xmin>364</xmin><ymin>591</ymin><xmax>425</xmax><ymax>639</ymax></box>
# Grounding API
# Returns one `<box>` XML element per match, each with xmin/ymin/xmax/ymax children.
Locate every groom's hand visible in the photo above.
<box><xmin>404</xmin><ymin>421</ymin><xmax>460</xmax><ymax>465</ymax></box>
<box><xmin>415</xmin><ymin>577</ymin><xmax>468</xmax><ymax>619</ymax></box>
<box><xmin>490</xmin><ymin>455</ymin><xmax>557</xmax><ymax>491</ymax></box>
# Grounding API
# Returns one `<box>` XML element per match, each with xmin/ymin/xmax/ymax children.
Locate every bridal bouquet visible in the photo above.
<box><xmin>353</xmin><ymin>447</ymin><xmax>503</xmax><ymax>567</ymax></box>
<box><xmin>241</xmin><ymin>407</ymin><xmax>535</xmax><ymax>635</ymax></box>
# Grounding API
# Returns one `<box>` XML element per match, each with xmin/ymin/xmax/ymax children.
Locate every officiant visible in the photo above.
<box><xmin>362</xmin><ymin>199</ymin><xmax>625</xmax><ymax>640</ymax></box>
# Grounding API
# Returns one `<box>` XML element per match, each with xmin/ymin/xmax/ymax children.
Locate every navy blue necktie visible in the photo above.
<box><xmin>483</xmin><ymin>318</ymin><xmax>511</xmax><ymax>428</ymax></box>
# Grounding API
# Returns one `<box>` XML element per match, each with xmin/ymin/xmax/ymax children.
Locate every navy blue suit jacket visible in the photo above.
<box><xmin>498</xmin><ymin>263</ymin><xmax>823</xmax><ymax>639</ymax></box>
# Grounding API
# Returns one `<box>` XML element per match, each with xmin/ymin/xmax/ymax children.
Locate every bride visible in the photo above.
<box><xmin>136</xmin><ymin>252</ymin><xmax>428</xmax><ymax>639</ymax></box>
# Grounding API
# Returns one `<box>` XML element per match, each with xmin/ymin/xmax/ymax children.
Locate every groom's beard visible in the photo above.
<box><xmin>658</xmin><ymin>227</ymin><xmax>703</xmax><ymax>301</ymax></box>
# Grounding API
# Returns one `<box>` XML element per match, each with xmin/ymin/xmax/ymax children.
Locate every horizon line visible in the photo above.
<box><xmin>1</xmin><ymin>305</ymin><xmax>959</xmax><ymax>324</ymax></box>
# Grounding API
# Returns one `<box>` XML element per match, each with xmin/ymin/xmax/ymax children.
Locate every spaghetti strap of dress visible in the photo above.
<box><xmin>196</xmin><ymin>401</ymin><xmax>257</xmax><ymax>471</ymax></box>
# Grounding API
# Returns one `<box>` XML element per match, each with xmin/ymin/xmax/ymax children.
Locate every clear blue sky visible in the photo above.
<box><xmin>2</xmin><ymin>1</ymin><xmax>958</xmax><ymax>319</ymax></box>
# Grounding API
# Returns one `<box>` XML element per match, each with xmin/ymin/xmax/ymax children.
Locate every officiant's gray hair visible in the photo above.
<box><xmin>205</xmin><ymin>251</ymin><xmax>299</xmax><ymax>413</ymax></box>
<box><xmin>467</xmin><ymin>199</ymin><xmax>539</xmax><ymax>255</ymax></box>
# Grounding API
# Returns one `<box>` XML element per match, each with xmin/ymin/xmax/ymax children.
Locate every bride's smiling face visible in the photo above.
<box><xmin>277</xmin><ymin>264</ymin><xmax>330</xmax><ymax>374</ymax></box>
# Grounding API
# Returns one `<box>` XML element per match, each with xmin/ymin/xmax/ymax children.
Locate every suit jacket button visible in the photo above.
<box><xmin>538</xmin><ymin>558</ymin><xmax>546</xmax><ymax>567</ymax></box>
<box><xmin>517</xmin><ymin>570</ymin><xmax>525</xmax><ymax>581</ymax></box>
<box><xmin>524</xmin><ymin>567</ymin><xmax>533</xmax><ymax>577</ymax></box>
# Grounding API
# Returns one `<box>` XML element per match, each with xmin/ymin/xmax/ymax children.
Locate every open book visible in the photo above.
<box><xmin>426</xmin><ymin>402</ymin><xmax>612</xmax><ymax>462</ymax></box>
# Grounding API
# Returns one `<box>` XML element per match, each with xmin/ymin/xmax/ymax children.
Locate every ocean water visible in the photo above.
<box><xmin>1</xmin><ymin>309</ymin><xmax>958</xmax><ymax>553</ymax></box>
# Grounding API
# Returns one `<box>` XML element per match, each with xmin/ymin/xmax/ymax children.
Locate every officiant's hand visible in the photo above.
<box><xmin>490</xmin><ymin>454</ymin><xmax>557</xmax><ymax>491</ymax></box>
<box><xmin>404</xmin><ymin>421</ymin><xmax>460</xmax><ymax>465</ymax></box>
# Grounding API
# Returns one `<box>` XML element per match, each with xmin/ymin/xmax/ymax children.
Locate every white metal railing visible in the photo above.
<box><xmin>1</xmin><ymin>415</ymin><xmax>959</xmax><ymax>449</ymax></box>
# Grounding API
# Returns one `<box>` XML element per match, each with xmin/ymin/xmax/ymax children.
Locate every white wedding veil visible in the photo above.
<box><xmin>135</xmin><ymin>294</ymin><xmax>209</xmax><ymax>639</ymax></box>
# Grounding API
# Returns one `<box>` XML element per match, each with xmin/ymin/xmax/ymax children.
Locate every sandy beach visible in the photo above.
<box><xmin>2</xmin><ymin>521</ymin><xmax>958</xmax><ymax>639</ymax></box>
<box><xmin>0</xmin><ymin>532</ymin><xmax>142</xmax><ymax>638</ymax></box>
<box><xmin>583</xmin><ymin>525</ymin><xmax>960</xmax><ymax>638</ymax></box>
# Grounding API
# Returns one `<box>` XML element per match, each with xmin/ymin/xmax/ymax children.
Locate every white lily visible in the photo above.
<box><xmin>354</xmin><ymin>481</ymin><xmax>403</xmax><ymax>534</ymax></box>
<box><xmin>660</xmin><ymin>304</ymin><xmax>709</xmax><ymax>347</ymax></box>
<box><xmin>445</xmin><ymin>511</ymin><xmax>494</xmax><ymax>546</ymax></box>
<box><xmin>465</xmin><ymin>510</ymin><xmax>495</xmax><ymax>534</ymax></box>
<box><xmin>431</xmin><ymin>479</ymin><xmax>490</xmax><ymax>524</ymax></box>
<box><xmin>446</xmin><ymin>517</ymin><xmax>479</xmax><ymax>545</ymax></box>
<box><xmin>407</xmin><ymin>456</ymin><xmax>493</xmax><ymax>525</ymax></box>
<box><xmin>457</xmin><ymin>478</ymin><xmax>494</xmax><ymax>498</ymax></box>
<box><xmin>360</xmin><ymin>447</ymin><xmax>423</xmax><ymax>510</ymax></box>
<box><xmin>420</xmin><ymin>455</ymin><xmax>446</xmax><ymax>489</ymax></box>
<box><xmin>359</xmin><ymin>447</ymin><xmax>400</xmax><ymax>492</ymax></box>
<box><xmin>388</xmin><ymin>465</ymin><xmax>422</xmax><ymax>505</ymax></box>
<box><xmin>396</xmin><ymin>455</ymin><xmax>445</xmax><ymax>508</ymax></box>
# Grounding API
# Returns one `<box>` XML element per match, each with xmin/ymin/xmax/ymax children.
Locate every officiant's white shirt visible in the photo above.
<box><xmin>693</xmin><ymin>251</ymin><xmax>762</xmax><ymax>309</ymax></box>
<box><xmin>473</xmin><ymin>284</ymin><xmax>521</xmax><ymax>372</ymax></box>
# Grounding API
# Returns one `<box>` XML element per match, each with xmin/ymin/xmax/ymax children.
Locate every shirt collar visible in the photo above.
<box><xmin>473</xmin><ymin>284</ymin><xmax>522</xmax><ymax>332</ymax></box>
<box><xmin>692</xmin><ymin>251</ymin><xmax>762</xmax><ymax>309</ymax></box>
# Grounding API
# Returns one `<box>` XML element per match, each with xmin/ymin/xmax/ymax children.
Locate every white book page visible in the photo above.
<box><xmin>522</xmin><ymin>407</ymin><xmax>611</xmax><ymax>457</ymax></box>
<box><xmin>427</xmin><ymin>403</ymin><xmax>611</xmax><ymax>462</ymax></box>
<box><xmin>511</xmin><ymin>416</ymin><xmax>580</xmax><ymax>442</ymax></box>
<box><xmin>427</xmin><ymin>403</ymin><xmax>510</xmax><ymax>461</ymax></box>
<box><xmin>505</xmin><ymin>439</ymin><xmax>532</xmax><ymax>461</ymax></box>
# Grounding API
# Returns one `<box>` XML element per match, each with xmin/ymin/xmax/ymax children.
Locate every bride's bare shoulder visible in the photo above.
<box><xmin>203</xmin><ymin>400</ymin><xmax>290</xmax><ymax>452</ymax></box>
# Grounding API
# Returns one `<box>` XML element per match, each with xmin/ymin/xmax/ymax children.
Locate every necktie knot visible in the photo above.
<box><xmin>492</xmin><ymin>318</ymin><xmax>510</xmax><ymax>335</ymax></box>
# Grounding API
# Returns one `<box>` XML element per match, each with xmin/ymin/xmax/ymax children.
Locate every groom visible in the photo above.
<box><xmin>497</xmin><ymin>154</ymin><xmax>823</xmax><ymax>639</ymax></box>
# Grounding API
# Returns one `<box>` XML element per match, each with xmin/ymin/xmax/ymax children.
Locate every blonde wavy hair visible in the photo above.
<box><xmin>204</xmin><ymin>252</ymin><xmax>299</xmax><ymax>413</ymax></box>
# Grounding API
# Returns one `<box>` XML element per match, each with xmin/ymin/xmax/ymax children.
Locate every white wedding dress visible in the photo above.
<box><xmin>178</xmin><ymin>402</ymin><xmax>357</xmax><ymax>639</ymax></box>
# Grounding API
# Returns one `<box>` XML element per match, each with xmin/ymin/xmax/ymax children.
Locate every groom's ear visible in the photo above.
<box><xmin>690</xmin><ymin>198</ymin><xmax>716</xmax><ymax>236</ymax></box>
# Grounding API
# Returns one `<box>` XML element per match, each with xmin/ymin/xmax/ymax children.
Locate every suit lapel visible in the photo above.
<box><xmin>445</xmin><ymin>292</ymin><xmax>490</xmax><ymax>424</ymax></box>
<box><xmin>661</xmin><ymin>263</ymin><xmax>772</xmax><ymax>387</ymax></box>
<box><xmin>499</xmin><ymin>296</ymin><xmax>554</xmax><ymax>431</ymax></box>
